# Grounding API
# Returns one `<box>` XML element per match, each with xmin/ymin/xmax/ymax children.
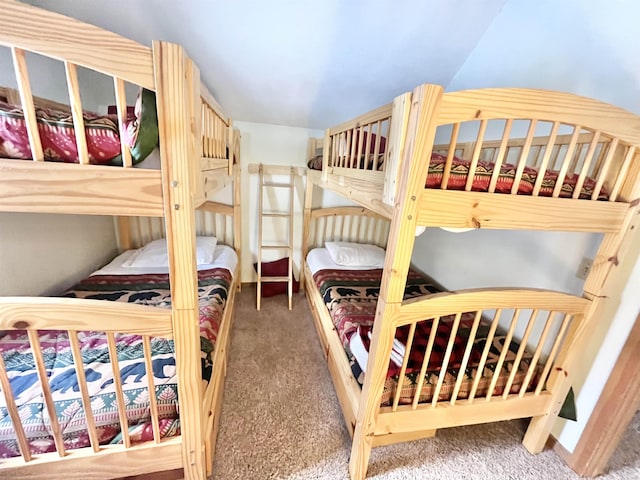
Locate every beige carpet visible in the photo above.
<box><xmin>212</xmin><ymin>287</ymin><xmax>640</xmax><ymax>480</ymax></box>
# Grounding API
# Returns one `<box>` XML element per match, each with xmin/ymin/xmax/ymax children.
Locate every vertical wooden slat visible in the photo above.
<box><xmin>411</xmin><ymin>317</ymin><xmax>441</xmax><ymax>409</ymax></box>
<box><xmin>535</xmin><ymin>313</ymin><xmax>573</xmax><ymax>395</ymax></box>
<box><xmin>450</xmin><ymin>310</ymin><xmax>483</xmax><ymax>405</ymax></box>
<box><xmin>510</xmin><ymin>120</ymin><xmax>537</xmax><ymax>194</ymax></box>
<box><xmin>106</xmin><ymin>332</ymin><xmax>131</xmax><ymax>448</ymax></box>
<box><xmin>532</xmin><ymin>122</ymin><xmax>560</xmax><ymax>196</ymax></box>
<box><xmin>348</xmin><ymin>129</ymin><xmax>357</xmax><ymax>168</ymax></box>
<box><xmin>465</xmin><ymin>120</ymin><xmax>488</xmax><ymax>191</ymax></box>
<box><xmin>372</xmin><ymin>120</ymin><xmax>382</xmax><ymax>169</ymax></box>
<box><xmin>142</xmin><ymin>336</ymin><xmax>161</xmax><ymax>443</ymax></box>
<box><xmin>68</xmin><ymin>331</ymin><xmax>100</xmax><ymax>452</ymax></box>
<box><xmin>113</xmin><ymin>77</ymin><xmax>133</xmax><ymax>168</ymax></box>
<box><xmin>356</xmin><ymin>126</ymin><xmax>365</xmax><ymax>169</ymax></box>
<box><xmin>64</xmin><ymin>62</ymin><xmax>89</xmax><ymax>165</ymax></box>
<box><xmin>431</xmin><ymin>313</ymin><xmax>463</xmax><ymax>406</ymax></box>
<box><xmin>488</xmin><ymin>119</ymin><xmax>513</xmax><ymax>193</ymax></box>
<box><xmin>502</xmin><ymin>310</ymin><xmax>539</xmax><ymax>398</ymax></box>
<box><xmin>573</xmin><ymin>131</ymin><xmax>601</xmax><ymax>199</ymax></box>
<box><xmin>27</xmin><ymin>331</ymin><xmax>66</xmax><ymax>456</ymax></box>
<box><xmin>609</xmin><ymin>146</ymin><xmax>636</xmax><ymax>202</ymax></box>
<box><xmin>0</xmin><ymin>353</ymin><xmax>32</xmax><ymax>461</ymax></box>
<box><xmin>392</xmin><ymin>323</ymin><xmax>417</xmax><ymax>411</ymax></box>
<box><xmin>591</xmin><ymin>138</ymin><xmax>619</xmax><ymax>200</ymax></box>
<box><xmin>468</xmin><ymin>309</ymin><xmax>502</xmax><ymax>402</ymax></box>
<box><xmin>364</xmin><ymin>124</ymin><xmax>373</xmax><ymax>170</ymax></box>
<box><xmin>519</xmin><ymin>311</ymin><xmax>555</xmax><ymax>397</ymax></box>
<box><xmin>486</xmin><ymin>309</ymin><xmax>521</xmax><ymax>400</ymax></box>
<box><xmin>330</xmin><ymin>133</ymin><xmax>338</xmax><ymax>168</ymax></box>
<box><xmin>441</xmin><ymin>122</ymin><xmax>460</xmax><ymax>190</ymax></box>
<box><xmin>11</xmin><ymin>47</ymin><xmax>44</xmax><ymax>161</ymax></box>
<box><xmin>552</xmin><ymin>126</ymin><xmax>582</xmax><ymax>198</ymax></box>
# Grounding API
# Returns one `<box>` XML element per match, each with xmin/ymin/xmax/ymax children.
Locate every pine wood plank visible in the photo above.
<box><xmin>417</xmin><ymin>189</ymin><xmax>628</xmax><ymax>233</ymax></box>
<box><xmin>0</xmin><ymin>298</ymin><xmax>173</xmax><ymax>336</ymax></box>
<box><xmin>152</xmin><ymin>40</ymin><xmax>205</xmax><ymax>480</ymax></box>
<box><xmin>0</xmin><ymin>159</ymin><xmax>163</xmax><ymax>216</ymax></box>
<box><xmin>0</xmin><ymin>439</ymin><xmax>183</xmax><ymax>479</ymax></box>
<box><xmin>0</xmin><ymin>0</ymin><xmax>154</xmax><ymax>90</ymax></box>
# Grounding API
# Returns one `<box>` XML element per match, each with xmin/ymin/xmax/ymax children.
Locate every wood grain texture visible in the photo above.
<box><xmin>0</xmin><ymin>0</ymin><xmax>154</xmax><ymax>89</ymax></box>
<box><xmin>417</xmin><ymin>189</ymin><xmax>627</xmax><ymax>233</ymax></box>
<box><xmin>0</xmin><ymin>159</ymin><xmax>163</xmax><ymax>216</ymax></box>
<box><xmin>438</xmin><ymin>88</ymin><xmax>640</xmax><ymax>145</ymax></box>
<box><xmin>153</xmin><ymin>40</ymin><xmax>205</xmax><ymax>480</ymax></box>
<box><xmin>0</xmin><ymin>439</ymin><xmax>183</xmax><ymax>479</ymax></box>
<box><xmin>376</xmin><ymin>394</ymin><xmax>550</xmax><ymax>434</ymax></box>
<box><xmin>0</xmin><ymin>297</ymin><xmax>173</xmax><ymax>336</ymax></box>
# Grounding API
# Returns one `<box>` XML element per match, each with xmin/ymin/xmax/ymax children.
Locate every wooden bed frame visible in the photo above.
<box><xmin>0</xmin><ymin>1</ymin><xmax>241</xmax><ymax>479</ymax></box>
<box><xmin>303</xmin><ymin>84</ymin><xmax>640</xmax><ymax>479</ymax></box>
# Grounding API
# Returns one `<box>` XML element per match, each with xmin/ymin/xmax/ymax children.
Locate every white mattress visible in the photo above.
<box><xmin>306</xmin><ymin>247</ymin><xmax>381</xmax><ymax>275</ymax></box>
<box><xmin>91</xmin><ymin>244</ymin><xmax>238</xmax><ymax>277</ymax></box>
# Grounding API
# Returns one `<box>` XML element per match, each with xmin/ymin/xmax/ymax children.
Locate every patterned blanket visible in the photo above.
<box><xmin>314</xmin><ymin>269</ymin><xmax>536</xmax><ymax>406</ymax></box>
<box><xmin>0</xmin><ymin>267</ymin><xmax>231</xmax><ymax>458</ymax></box>
<box><xmin>307</xmin><ymin>151</ymin><xmax>608</xmax><ymax>200</ymax></box>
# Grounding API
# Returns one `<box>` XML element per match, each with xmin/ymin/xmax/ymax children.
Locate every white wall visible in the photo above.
<box><xmin>0</xmin><ymin>213</ymin><xmax>117</xmax><ymax>296</ymax></box>
<box><xmin>435</xmin><ymin>0</ymin><xmax>640</xmax><ymax>453</ymax></box>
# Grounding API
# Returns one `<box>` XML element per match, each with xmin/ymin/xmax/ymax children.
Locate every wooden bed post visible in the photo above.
<box><xmin>300</xmin><ymin>175</ymin><xmax>315</xmax><ymax>290</ymax></box>
<box><xmin>349</xmin><ymin>84</ymin><xmax>444</xmax><ymax>480</ymax></box>
<box><xmin>153</xmin><ymin>41</ymin><xmax>206</xmax><ymax>480</ymax></box>
<box><xmin>523</xmin><ymin>150</ymin><xmax>640</xmax><ymax>454</ymax></box>
<box><xmin>234</xmin><ymin>152</ymin><xmax>242</xmax><ymax>291</ymax></box>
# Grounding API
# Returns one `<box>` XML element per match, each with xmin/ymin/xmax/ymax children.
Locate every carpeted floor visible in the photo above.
<box><xmin>212</xmin><ymin>287</ymin><xmax>640</xmax><ymax>480</ymax></box>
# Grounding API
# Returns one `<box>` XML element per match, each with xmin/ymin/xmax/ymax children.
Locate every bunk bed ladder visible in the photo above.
<box><xmin>256</xmin><ymin>164</ymin><xmax>295</xmax><ymax>311</ymax></box>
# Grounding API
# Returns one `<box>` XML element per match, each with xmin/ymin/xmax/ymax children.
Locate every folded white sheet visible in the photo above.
<box><xmin>91</xmin><ymin>244</ymin><xmax>238</xmax><ymax>277</ymax></box>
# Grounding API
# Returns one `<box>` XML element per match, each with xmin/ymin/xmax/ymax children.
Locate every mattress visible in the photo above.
<box><xmin>0</xmin><ymin>247</ymin><xmax>237</xmax><ymax>458</ymax></box>
<box><xmin>310</xmin><ymin>253</ymin><xmax>537</xmax><ymax>406</ymax></box>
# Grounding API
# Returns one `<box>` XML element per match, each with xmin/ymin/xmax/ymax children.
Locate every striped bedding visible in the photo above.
<box><xmin>0</xmin><ymin>267</ymin><xmax>232</xmax><ymax>458</ymax></box>
<box><xmin>313</xmin><ymin>268</ymin><xmax>537</xmax><ymax>406</ymax></box>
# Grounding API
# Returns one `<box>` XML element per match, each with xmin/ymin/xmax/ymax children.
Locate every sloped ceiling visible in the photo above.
<box><xmin>27</xmin><ymin>0</ymin><xmax>507</xmax><ymax>128</ymax></box>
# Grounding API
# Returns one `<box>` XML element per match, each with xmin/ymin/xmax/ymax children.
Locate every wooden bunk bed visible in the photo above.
<box><xmin>302</xmin><ymin>84</ymin><xmax>640</xmax><ymax>479</ymax></box>
<box><xmin>0</xmin><ymin>1</ymin><xmax>241</xmax><ymax>479</ymax></box>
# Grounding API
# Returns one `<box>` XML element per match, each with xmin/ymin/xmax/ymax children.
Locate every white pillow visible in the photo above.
<box><xmin>123</xmin><ymin>236</ymin><xmax>217</xmax><ymax>268</ymax></box>
<box><xmin>324</xmin><ymin>241</ymin><xmax>386</xmax><ymax>268</ymax></box>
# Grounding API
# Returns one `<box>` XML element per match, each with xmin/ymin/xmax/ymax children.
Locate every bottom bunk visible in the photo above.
<box><xmin>301</xmin><ymin>207</ymin><xmax>591</xmax><ymax>478</ymax></box>
<box><xmin>0</xmin><ymin>205</ymin><xmax>240</xmax><ymax>479</ymax></box>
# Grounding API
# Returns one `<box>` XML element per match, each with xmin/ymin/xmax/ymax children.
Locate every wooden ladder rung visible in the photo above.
<box><xmin>262</xmin><ymin>182</ymin><xmax>292</xmax><ymax>188</ymax></box>
<box><xmin>260</xmin><ymin>276</ymin><xmax>291</xmax><ymax>283</ymax></box>
<box><xmin>261</xmin><ymin>245</ymin><xmax>291</xmax><ymax>250</ymax></box>
<box><xmin>262</xmin><ymin>212</ymin><xmax>291</xmax><ymax>218</ymax></box>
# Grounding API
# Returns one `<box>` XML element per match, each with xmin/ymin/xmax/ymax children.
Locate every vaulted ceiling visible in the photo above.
<box><xmin>27</xmin><ymin>0</ymin><xmax>507</xmax><ymax>128</ymax></box>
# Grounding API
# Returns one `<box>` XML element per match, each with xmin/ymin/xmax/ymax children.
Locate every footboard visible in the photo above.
<box><xmin>369</xmin><ymin>288</ymin><xmax>591</xmax><ymax>446</ymax></box>
<box><xmin>0</xmin><ymin>299</ymin><xmax>183</xmax><ymax>478</ymax></box>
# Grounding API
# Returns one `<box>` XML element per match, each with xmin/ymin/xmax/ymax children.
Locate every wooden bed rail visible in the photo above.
<box><xmin>377</xmin><ymin>287</ymin><xmax>589</xmax><ymax>419</ymax></box>
<box><xmin>0</xmin><ymin>0</ymin><xmax>234</xmax><ymax>198</ymax></box>
<box><xmin>0</xmin><ymin>298</ymin><xmax>174</xmax><ymax>465</ymax></box>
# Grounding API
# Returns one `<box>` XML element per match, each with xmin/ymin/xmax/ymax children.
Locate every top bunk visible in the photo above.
<box><xmin>0</xmin><ymin>0</ymin><xmax>239</xmax><ymax>217</ymax></box>
<box><xmin>307</xmin><ymin>84</ymin><xmax>640</xmax><ymax>234</ymax></box>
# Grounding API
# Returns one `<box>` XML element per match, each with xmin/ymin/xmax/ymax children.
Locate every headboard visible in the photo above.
<box><xmin>304</xmin><ymin>206</ymin><xmax>390</xmax><ymax>252</ymax></box>
<box><xmin>117</xmin><ymin>201</ymin><xmax>237</xmax><ymax>251</ymax></box>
